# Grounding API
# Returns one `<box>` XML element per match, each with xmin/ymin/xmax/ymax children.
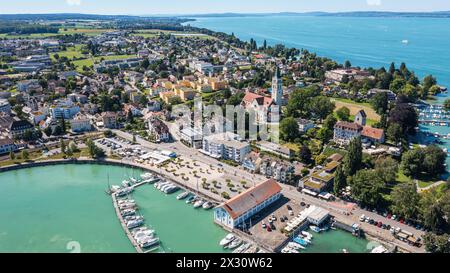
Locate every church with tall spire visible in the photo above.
<box><xmin>271</xmin><ymin>67</ymin><xmax>283</xmax><ymax>106</ymax></box>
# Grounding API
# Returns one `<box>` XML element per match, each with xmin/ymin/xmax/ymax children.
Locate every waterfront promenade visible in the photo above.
<box><xmin>0</xmin><ymin>156</ymin><xmax>425</xmax><ymax>253</ymax></box>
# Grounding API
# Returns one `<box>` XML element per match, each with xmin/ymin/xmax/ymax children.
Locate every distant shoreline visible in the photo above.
<box><xmin>2</xmin><ymin>11</ymin><xmax>450</xmax><ymax>21</ymax></box>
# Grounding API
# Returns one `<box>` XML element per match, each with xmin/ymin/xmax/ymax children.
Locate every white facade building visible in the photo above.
<box><xmin>201</xmin><ymin>132</ymin><xmax>250</xmax><ymax>162</ymax></box>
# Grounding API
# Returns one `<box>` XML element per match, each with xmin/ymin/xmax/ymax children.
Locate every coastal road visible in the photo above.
<box><xmin>109</xmin><ymin>128</ymin><xmax>425</xmax><ymax>252</ymax></box>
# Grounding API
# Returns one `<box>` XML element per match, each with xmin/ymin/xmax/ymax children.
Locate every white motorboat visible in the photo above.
<box><xmin>226</xmin><ymin>238</ymin><xmax>242</xmax><ymax>249</ymax></box>
<box><xmin>164</xmin><ymin>185</ymin><xmax>179</xmax><ymax>194</ymax></box>
<box><xmin>202</xmin><ymin>201</ymin><xmax>213</xmax><ymax>209</ymax></box>
<box><xmin>140</xmin><ymin>173</ymin><xmax>153</xmax><ymax>180</ymax></box>
<box><xmin>127</xmin><ymin>219</ymin><xmax>144</xmax><ymax>229</ymax></box>
<box><xmin>110</xmin><ymin>185</ymin><xmax>121</xmax><ymax>193</ymax></box>
<box><xmin>193</xmin><ymin>199</ymin><xmax>205</xmax><ymax>208</ymax></box>
<box><xmin>301</xmin><ymin>231</ymin><xmax>313</xmax><ymax>240</ymax></box>
<box><xmin>121</xmin><ymin>209</ymin><xmax>136</xmax><ymax>217</ymax></box>
<box><xmin>122</xmin><ymin>180</ymin><xmax>131</xmax><ymax>187</ymax></box>
<box><xmin>310</xmin><ymin>225</ymin><xmax>321</xmax><ymax>233</ymax></box>
<box><xmin>131</xmin><ymin>227</ymin><xmax>155</xmax><ymax>236</ymax></box>
<box><xmin>185</xmin><ymin>195</ymin><xmax>196</xmax><ymax>204</ymax></box>
<box><xmin>116</xmin><ymin>187</ymin><xmax>133</xmax><ymax>197</ymax></box>
<box><xmin>233</xmin><ymin>242</ymin><xmax>251</xmax><ymax>253</ymax></box>
<box><xmin>288</xmin><ymin>242</ymin><xmax>305</xmax><ymax>250</ymax></box>
<box><xmin>134</xmin><ymin>232</ymin><xmax>154</xmax><ymax>242</ymax></box>
<box><xmin>124</xmin><ymin>215</ymin><xmax>143</xmax><ymax>222</ymax></box>
<box><xmin>219</xmin><ymin>233</ymin><xmax>235</xmax><ymax>246</ymax></box>
<box><xmin>117</xmin><ymin>199</ymin><xmax>135</xmax><ymax>205</ymax></box>
<box><xmin>119</xmin><ymin>203</ymin><xmax>136</xmax><ymax>210</ymax></box>
<box><xmin>177</xmin><ymin>191</ymin><xmax>190</xmax><ymax>200</ymax></box>
<box><xmin>139</xmin><ymin>237</ymin><xmax>160</xmax><ymax>248</ymax></box>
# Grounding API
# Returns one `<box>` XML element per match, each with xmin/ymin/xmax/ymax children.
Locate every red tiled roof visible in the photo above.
<box><xmin>334</xmin><ymin>121</ymin><xmax>362</xmax><ymax>131</ymax></box>
<box><xmin>362</xmin><ymin>126</ymin><xmax>384</xmax><ymax>140</ymax></box>
<box><xmin>222</xmin><ymin>179</ymin><xmax>282</xmax><ymax>220</ymax></box>
<box><xmin>242</xmin><ymin>91</ymin><xmax>263</xmax><ymax>103</ymax></box>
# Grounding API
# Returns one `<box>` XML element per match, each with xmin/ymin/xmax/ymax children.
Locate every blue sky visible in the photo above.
<box><xmin>1</xmin><ymin>0</ymin><xmax>450</xmax><ymax>15</ymax></box>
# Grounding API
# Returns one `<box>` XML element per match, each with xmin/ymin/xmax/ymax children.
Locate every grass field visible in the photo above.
<box><xmin>331</xmin><ymin>98</ymin><xmax>381</xmax><ymax>123</ymax></box>
<box><xmin>51</xmin><ymin>44</ymin><xmax>86</xmax><ymax>60</ymax></box>
<box><xmin>72</xmin><ymin>54</ymin><xmax>138</xmax><ymax>72</ymax></box>
<box><xmin>58</xmin><ymin>28</ymin><xmax>113</xmax><ymax>36</ymax></box>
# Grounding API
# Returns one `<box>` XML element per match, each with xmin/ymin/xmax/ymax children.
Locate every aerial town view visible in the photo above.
<box><xmin>1</xmin><ymin>0</ymin><xmax>450</xmax><ymax>259</ymax></box>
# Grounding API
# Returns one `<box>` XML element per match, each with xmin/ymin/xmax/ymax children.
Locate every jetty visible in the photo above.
<box><xmin>110</xmin><ymin>180</ymin><xmax>158</xmax><ymax>254</ymax></box>
<box><xmin>111</xmin><ymin>192</ymin><xmax>144</xmax><ymax>253</ymax></box>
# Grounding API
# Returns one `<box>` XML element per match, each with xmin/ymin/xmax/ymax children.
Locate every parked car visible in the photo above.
<box><xmin>359</xmin><ymin>214</ymin><xmax>366</xmax><ymax>222</ymax></box>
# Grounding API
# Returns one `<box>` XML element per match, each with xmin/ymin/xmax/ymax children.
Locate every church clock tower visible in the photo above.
<box><xmin>272</xmin><ymin>67</ymin><xmax>283</xmax><ymax>105</ymax></box>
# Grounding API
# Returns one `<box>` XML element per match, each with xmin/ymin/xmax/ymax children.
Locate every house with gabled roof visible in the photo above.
<box><xmin>214</xmin><ymin>179</ymin><xmax>282</xmax><ymax>229</ymax></box>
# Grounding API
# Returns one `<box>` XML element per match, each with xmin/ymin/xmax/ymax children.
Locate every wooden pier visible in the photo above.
<box><xmin>110</xmin><ymin>180</ymin><xmax>156</xmax><ymax>253</ymax></box>
<box><xmin>111</xmin><ymin>192</ymin><xmax>144</xmax><ymax>253</ymax></box>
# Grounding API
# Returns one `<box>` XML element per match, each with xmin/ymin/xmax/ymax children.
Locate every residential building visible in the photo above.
<box><xmin>201</xmin><ymin>132</ymin><xmax>250</xmax><ymax>163</ymax></box>
<box><xmin>214</xmin><ymin>179</ymin><xmax>282</xmax><ymax>229</ymax></box>
<box><xmin>159</xmin><ymin>91</ymin><xmax>176</xmax><ymax>104</ymax></box>
<box><xmin>148</xmin><ymin>118</ymin><xmax>170</xmax><ymax>143</ymax></box>
<box><xmin>256</xmin><ymin>141</ymin><xmax>292</xmax><ymax>159</ymax></box>
<box><xmin>101</xmin><ymin>112</ymin><xmax>118</xmax><ymax>129</ymax></box>
<box><xmin>0</xmin><ymin>99</ymin><xmax>11</xmax><ymax>114</ymax></box>
<box><xmin>180</xmin><ymin>127</ymin><xmax>203</xmax><ymax>149</ymax></box>
<box><xmin>0</xmin><ymin>138</ymin><xmax>16</xmax><ymax>155</ymax></box>
<box><xmin>297</xmin><ymin>118</ymin><xmax>315</xmax><ymax>133</ymax></box>
<box><xmin>70</xmin><ymin>113</ymin><xmax>92</xmax><ymax>133</ymax></box>
<box><xmin>333</xmin><ymin>121</ymin><xmax>363</xmax><ymax>146</ymax></box>
<box><xmin>8</xmin><ymin>120</ymin><xmax>33</xmax><ymax>139</ymax></box>
<box><xmin>49</xmin><ymin>99</ymin><xmax>80</xmax><ymax>120</ymax></box>
<box><xmin>299</xmin><ymin>170</ymin><xmax>334</xmax><ymax>193</ymax></box>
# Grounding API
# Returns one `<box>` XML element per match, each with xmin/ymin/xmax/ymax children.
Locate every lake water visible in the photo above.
<box><xmin>187</xmin><ymin>15</ymin><xmax>450</xmax><ymax>170</ymax></box>
<box><xmin>0</xmin><ymin>164</ymin><xmax>370</xmax><ymax>253</ymax></box>
<box><xmin>0</xmin><ymin>164</ymin><xmax>227</xmax><ymax>253</ymax></box>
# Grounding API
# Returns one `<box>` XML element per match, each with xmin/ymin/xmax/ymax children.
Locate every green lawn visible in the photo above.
<box><xmin>72</xmin><ymin>54</ymin><xmax>138</xmax><ymax>72</ymax></box>
<box><xmin>51</xmin><ymin>44</ymin><xmax>86</xmax><ymax>60</ymax></box>
<box><xmin>58</xmin><ymin>28</ymin><xmax>112</xmax><ymax>36</ymax></box>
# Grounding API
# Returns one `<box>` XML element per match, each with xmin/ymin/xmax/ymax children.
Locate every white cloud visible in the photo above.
<box><xmin>66</xmin><ymin>0</ymin><xmax>82</xmax><ymax>6</ymax></box>
<box><xmin>366</xmin><ymin>0</ymin><xmax>382</xmax><ymax>6</ymax></box>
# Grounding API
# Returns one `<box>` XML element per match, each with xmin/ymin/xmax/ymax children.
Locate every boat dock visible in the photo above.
<box><xmin>110</xmin><ymin>179</ymin><xmax>159</xmax><ymax>254</ymax></box>
<box><xmin>111</xmin><ymin>192</ymin><xmax>144</xmax><ymax>253</ymax></box>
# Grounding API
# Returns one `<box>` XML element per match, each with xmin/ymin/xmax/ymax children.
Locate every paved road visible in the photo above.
<box><xmin>110</xmin><ymin>128</ymin><xmax>425</xmax><ymax>252</ymax></box>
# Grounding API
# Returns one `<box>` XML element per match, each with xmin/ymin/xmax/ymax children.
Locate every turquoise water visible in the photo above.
<box><xmin>0</xmin><ymin>164</ymin><xmax>227</xmax><ymax>253</ymax></box>
<box><xmin>303</xmin><ymin>229</ymin><xmax>370</xmax><ymax>253</ymax></box>
<box><xmin>0</xmin><ymin>164</ymin><xmax>372</xmax><ymax>253</ymax></box>
<box><xmin>188</xmin><ymin>15</ymin><xmax>450</xmax><ymax>170</ymax></box>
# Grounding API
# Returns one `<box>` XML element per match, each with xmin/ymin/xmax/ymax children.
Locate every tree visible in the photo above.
<box><xmin>370</xmin><ymin>92</ymin><xmax>388</xmax><ymax>115</ymax></box>
<box><xmin>343</xmin><ymin>137</ymin><xmax>362</xmax><ymax>176</ymax></box>
<box><xmin>423</xmin><ymin>145</ymin><xmax>447</xmax><ymax>178</ymax></box>
<box><xmin>423</xmin><ymin>232</ymin><xmax>450</xmax><ymax>253</ymax></box>
<box><xmin>21</xmin><ymin>150</ymin><xmax>29</xmax><ymax>160</ymax></box>
<box><xmin>444</xmin><ymin>99</ymin><xmax>450</xmax><ymax>111</ymax></box>
<box><xmin>419</xmin><ymin>189</ymin><xmax>448</xmax><ymax>232</ymax></box>
<box><xmin>317</xmin><ymin>114</ymin><xmax>337</xmax><ymax>142</ymax></box>
<box><xmin>391</xmin><ymin>182</ymin><xmax>420</xmax><ymax>220</ymax></box>
<box><xmin>386</xmin><ymin>123</ymin><xmax>403</xmax><ymax>144</ymax></box>
<box><xmin>344</xmin><ymin>60</ymin><xmax>352</xmax><ymax>69</ymax></box>
<box><xmin>298</xmin><ymin>145</ymin><xmax>312</xmax><ymax>164</ymax></box>
<box><xmin>389</xmin><ymin>103</ymin><xmax>418</xmax><ymax>134</ymax></box>
<box><xmin>280</xmin><ymin>117</ymin><xmax>300</xmax><ymax>142</ymax></box>
<box><xmin>336</xmin><ymin>107</ymin><xmax>350</xmax><ymax>121</ymax></box>
<box><xmin>422</xmin><ymin>75</ymin><xmax>437</xmax><ymax>98</ymax></box>
<box><xmin>350</xmin><ymin>169</ymin><xmax>384</xmax><ymax>207</ymax></box>
<box><xmin>60</xmin><ymin>139</ymin><xmax>66</xmax><ymax>154</ymax></box>
<box><xmin>333</xmin><ymin>165</ymin><xmax>347</xmax><ymax>196</ymax></box>
<box><xmin>374</xmin><ymin>157</ymin><xmax>398</xmax><ymax>185</ymax></box>
<box><xmin>401</xmin><ymin>146</ymin><xmax>446</xmax><ymax>178</ymax></box>
<box><xmin>309</xmin><ymin>96</ymin><xmax>335</xmax><ymax>121</ymax></box>
<box><xmin>401</xmin><ymin>149</ymin><xmax>425</xmax><ymax>177</ymax></box>
<box><xmin>86</xmin><ymin>138</ymin><xmax>96</xmax><ymax>158</ymax></box>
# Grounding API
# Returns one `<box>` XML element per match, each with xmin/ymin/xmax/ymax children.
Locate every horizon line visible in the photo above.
<box><xmin>1</xmin><ymin>10</ymin><xmax>450</xmax><ymax>17</ymax></box>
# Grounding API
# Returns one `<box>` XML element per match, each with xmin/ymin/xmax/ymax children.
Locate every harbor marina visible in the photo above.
<box><xmin>0</xmin><ymin>164</ymin><xmax>227</xmax><ymax>253</ymax></box>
